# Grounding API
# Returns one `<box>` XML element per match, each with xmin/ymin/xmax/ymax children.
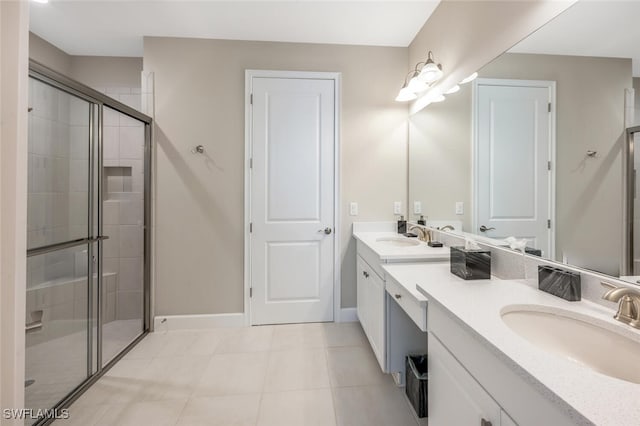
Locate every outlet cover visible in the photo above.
<box><xmin>414</xmin><ymin>201</ymin><xmax>422</xmax><ymax>214</ymax></box>
<box><xmin>393</xmin><ymin>201</ymin><xmax>402</xmax><ymax>215</ymax></box>
<box><xmin>455</xmin><ymin>202</ymin><xmax>464</xmax><ymax>215</ymax></box>
<box><xmin>349</xmin><ymin>202</ymin><xmax>358</xmax><ymax>216</ymax></box>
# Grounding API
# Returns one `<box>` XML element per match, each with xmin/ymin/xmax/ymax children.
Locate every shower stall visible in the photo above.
<box><xmin>25</xmin><ymin>61</ymin><xmax>152</xmax><ymax>425</ymax></box>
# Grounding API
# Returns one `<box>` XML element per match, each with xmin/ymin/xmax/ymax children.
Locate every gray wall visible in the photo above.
<box><xmin>29</xmin><ymin>32</ymin><xmax>142</xmax><ymax>91</ymax></box>
<box><xmin>144</xmin><ymin>37</ymin><xmax>408</xmax><ymax>315</ymax></box>
<box><xmin>29</xmin><ymin>33</ymin><xmax>71</xmax><ymax>75</ymax></box>
<box><xmin>409</xmin><ymin>52</ymin><xmax>632</xmax><ymax>276</ymax></box>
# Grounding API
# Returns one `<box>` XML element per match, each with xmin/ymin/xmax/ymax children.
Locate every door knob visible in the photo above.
<box><xmin>318</xmin><ymin>227</ymin><xmax>332</xmax><ymax>235</ymax></box>
<box><xmin>479</xmin><ymin>225</ymin><xmax>495</xmax><ymax>232</ymax></box>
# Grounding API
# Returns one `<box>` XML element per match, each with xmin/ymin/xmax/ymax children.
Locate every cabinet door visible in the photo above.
<box><xmin>367</xmin><ymin>265</ymin><xmax>386</xmax><ymax>370</ymax></box>
<box><xmin>356</xmin><ymin>256</ymin><xmax>368</xmax><ymax>334</ymax></box>
<box><xmin>428</xmin><ymin>333</ymin><xmax>501</xmax><ymax>426</ymax></box>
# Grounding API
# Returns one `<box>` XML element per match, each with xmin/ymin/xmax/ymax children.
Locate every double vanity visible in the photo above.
<box><xmin>353</xmin><ymin>222</ymin><xmax>640</xmax><ymax>426</ymax></box>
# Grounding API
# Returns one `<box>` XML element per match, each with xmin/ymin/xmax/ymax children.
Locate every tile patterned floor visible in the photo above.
<box><xmin>56</xmin><ymin>322</ymin><xmax>427</xmax><ymax>426</ymax></box>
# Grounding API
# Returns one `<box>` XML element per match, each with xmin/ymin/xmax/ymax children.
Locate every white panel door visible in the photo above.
<box><xmin>250</xmin><ymin>76</ymin><xmax>335</xmax><ymax>325</ymax></box>
<box><xmin>476</xmin><ymin>80</ymin><xmax>553</xmax><ymax>256</ymax></box>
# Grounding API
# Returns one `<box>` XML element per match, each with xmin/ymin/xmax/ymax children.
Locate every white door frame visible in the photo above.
<box><xmin>244</xmin><ymin>70</ymin><xmax>341</xmax><ymax>326</ymax></box>
<box><xmin>472</xmin><ymin>78</ymin><xmax>556</xmax><ymax>258</ymax></box>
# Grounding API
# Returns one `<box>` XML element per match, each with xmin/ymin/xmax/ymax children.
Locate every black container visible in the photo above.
<box><xmin>406</xmin><ymin>355</ymin><xmax>428</xmax><ymax>418</ymax></box>
<box><xmin>397</xmin><ymin>216</ymin><xmax>407</xmax><ymax>234</ymax></box>
<box><xmin>450</xmin><ymin>246</ymin><xmax>491</xmax><ymax>280</ymax></box>
<box><xmin>538</xmin><ymin>265</ymin><xmax>581</xmax><ymax>301</ymax></box>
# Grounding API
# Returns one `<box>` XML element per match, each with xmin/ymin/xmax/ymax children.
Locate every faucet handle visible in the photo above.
<box><xmin>617</xmin><ymin>296</ymin><xmax>639</xmax><ymax>323</ymax></box>
<box><xmin>600</xmin><ymin>281</ymin><xmax>617</xmax><ymax>290</ymax></box>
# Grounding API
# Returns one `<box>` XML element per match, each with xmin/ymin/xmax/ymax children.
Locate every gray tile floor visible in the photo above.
<box><xmin>57</xmin><ymin>322</ymin><xmax>426</xmax><ymax>426</ymax></box>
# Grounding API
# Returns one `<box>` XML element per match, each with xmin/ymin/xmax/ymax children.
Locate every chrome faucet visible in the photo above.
<box><xmin>601</xmin><ymin>282</ymin><xmax>640</xmax><ymax>330</ymax></box>
<box><xmin>438</xmin><ymin>225</ymin><xmax>455</xmax><ymax>231</ymax></box>
<box><xmin>408</xmin><ymin>224</ymin><xmax>431</xmax><ymax>243</ymax></box>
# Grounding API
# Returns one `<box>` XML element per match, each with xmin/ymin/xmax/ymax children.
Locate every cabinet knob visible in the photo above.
<box><xmin>394</xmin><ymin>294</ymin><xmax>402</xmax><ymax>299</ymax></box>
<box><xmin>481</xmin><ymin>419</ymin><xmax>492</xmax><ymax>426</ymax></box>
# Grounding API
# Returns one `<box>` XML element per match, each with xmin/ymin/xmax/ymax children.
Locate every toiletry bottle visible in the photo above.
<box><xmin>397</xmin><ymin>216</ymin><xmax>407</xmax><ymax>234</ymax></box>
<box><xmin>417</xmin><ymin>215</ymin><xmax>426</xmax><ymax>226</ymax></box>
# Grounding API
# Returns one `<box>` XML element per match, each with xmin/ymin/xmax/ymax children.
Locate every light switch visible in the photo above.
<box><xmin>350</xmin><ymin>202</ymin><xmax>358</xmax><ymax>216</ymax></box>
<box><xmin>455</xmin><ymin>201</ymin><xmax>464</xmax><ymax>215</ymax></box>
<box><xmin>414</xmin><ymin>201</ymin><xmax>422</xmax><ymax>215</ymax></box>
<box><xmin>393</xmin><ymin>201</ymin><xmax>402</xmax><ymax>215</ymax></box>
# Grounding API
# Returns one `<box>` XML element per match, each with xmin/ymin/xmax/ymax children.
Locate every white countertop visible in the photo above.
<box><xmin>383</xmin><ymin>262</ymin><xmax>640</xmax><ymax>426</ymax></box>
<box><xmin>352</xmin><ymin>231</ymin><xmax>450</xmax><ymax>261</ymax></box>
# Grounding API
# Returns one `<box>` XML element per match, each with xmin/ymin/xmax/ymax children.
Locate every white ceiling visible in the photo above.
<box><xmin>509</xmin><ymin>0</ymin><xmax>640</xmax><ymax>77</ymax></box>
<box><xmin>29</xmin><ymin>1</ymin><xmax>441</xmax><ymax>57</ymax></box>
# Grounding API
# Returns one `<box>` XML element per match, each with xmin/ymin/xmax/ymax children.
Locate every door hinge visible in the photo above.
<box><xmin>250</xmin><ymin>93</ymin><xmax>253</xmax><ymax>105</ymax></box>
<box><xmin>547</xmin><ymin>219</ymin><xmax>551</xmax><ymax>229</ymax></box>
<box><xmin>249</xmin><ymin>222</ymin><xmax>253</xmax><ymax>233</ymax></box>
<box><xmin>250</xmin><ymin>287</ymin><xmax>253</xmax><ymax>298</ymax></box>
<box><xmin>547</xmin><ymin>161</ymin><xmax>551</xmax><ymax>171</ymax></box>
<box><xmin>548</xmin><ymin>103</ymin><xmax>552</xmax><ymax>112</ymax></box>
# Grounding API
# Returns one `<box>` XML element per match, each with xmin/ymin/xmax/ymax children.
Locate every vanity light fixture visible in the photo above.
<box><xmin>418</xmin><ymin>51</ymin><xmax>443</xmax><ymax>83</ymax></box>
<box><xmin>460</xmin><ymin>72</ymin><xmax>478</xmax><ymax>84</ymax></box>
<box><xmin>431</xmin><ymin>93</ymin><xmax>446</xmax><ymax>103</ymax></box>
<box><xmin>394</xmin><ymin>50</ymin><xmax>443</xmax><ymax>102</ymax></box>
<box><xmin>444</xmin><ymin>85</ymin><xmax>460</xmax><ymax>95</ymax></box>
<box><xmin>31</xmin><ymin>0</ymin><xmax>49</xmax><ymax>3</ymax></box>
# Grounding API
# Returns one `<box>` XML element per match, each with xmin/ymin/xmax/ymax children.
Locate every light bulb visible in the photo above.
<box><xmin>431</xmin><ymin>94</ymin><xmax>446</xmax><ymax>103</ymax></box>
<box><xmin>445</xmin><ymin>85</ymin><xmax>460</xmax><ymax>95</ymax></box>
<box><xmin>418</xmin><ymin>62</ymin><xmax>443</xmax><ymax>83</ymax></box>
<box><xmin>460</xmin><ymin>72</ymin><xmax>478</xmax><ymax>84</ymax></box>
<box><xmin>407</xmin><ymin>75</ymin><xmax>428</xmax><ymax>93</ymax></box>
<box><xmin>395</xmin><ymin>86</ymin><xmax>417</xmax><ymax>102</ymax></box>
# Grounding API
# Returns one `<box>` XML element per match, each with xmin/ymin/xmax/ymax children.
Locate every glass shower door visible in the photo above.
<box><xmin>25</xmin><ymin>77</ymin><xmax>96</xmax><ymax>424</ymax></box>
<box><xmin>101</xmin><ymin>106</ymin><xmax>146</xmax><ymax>365</ymax></box>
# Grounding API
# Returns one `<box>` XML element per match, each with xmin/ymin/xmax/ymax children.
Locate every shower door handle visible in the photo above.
<box><xmin>25</xmin><ymin>321</ymin><xmax>43</xmax><ymax>333</ymax></box>
<box><xmin>88</xmin><ymin>236</ymin><xmax>110</xmax><ymax>242</ymax></box>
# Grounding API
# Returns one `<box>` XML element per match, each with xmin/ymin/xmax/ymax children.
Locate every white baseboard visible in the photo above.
<box><xmin>153</xmin><ymin>313</ymin><xmax>245</xmax><ymax>331</ymax></box>
<box><xmin>338</xmin><ymin>307</ymin><xmax>358</xmax><ymax>323</ymax></box>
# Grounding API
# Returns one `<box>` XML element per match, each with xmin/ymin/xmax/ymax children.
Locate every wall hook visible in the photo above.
<box><xmin>191</xmin><ymin>145</ymin><xmax>205</xmax><ymax>154</ymax></box>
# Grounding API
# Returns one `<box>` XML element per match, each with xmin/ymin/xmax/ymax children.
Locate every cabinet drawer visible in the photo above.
<box><xmin>386</xmin><ymin>277</ymin><xmax>427</xmax><ymax>332</ymax></box>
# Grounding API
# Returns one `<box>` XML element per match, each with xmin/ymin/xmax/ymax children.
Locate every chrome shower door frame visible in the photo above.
<box><xmin>27</xmin><ymin>60</ymin><xmax>153</xmax><ymax>425</ymax></box>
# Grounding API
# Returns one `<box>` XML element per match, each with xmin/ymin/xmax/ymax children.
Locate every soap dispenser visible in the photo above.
<box><xmin>397</xmin><ymin>216</ymin><xmax>407</xmax><ymax>234</ymax></box>
<box><xmin>417</xmin><ymin>215</ymin><xmax>426</xmax><ymax>226</ymax></box>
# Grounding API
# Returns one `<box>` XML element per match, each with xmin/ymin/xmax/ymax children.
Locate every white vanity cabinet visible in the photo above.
<box><xmin>356</xmin><ymin>255</ymin><xmax>386</xmax><ymax>369</ymax></box>
<box><xmin>428</xmin><ymin>299</ymin><xmax>575</xmax><ymax>426</ymax></box>
<box><xmin>428</xmin><ymin>333</ymin><xmax>502</xmax><ymax>426</ymax></box>
<box><xmin>355</xmin><ymin>236</ymin><xmax>448</xmax><ymax>375</ymax></box>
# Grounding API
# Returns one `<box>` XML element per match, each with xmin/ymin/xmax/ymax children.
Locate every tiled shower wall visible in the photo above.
<box><xmin>101</xmin><ymin>87</ymin><xmax>145</xmax><ymax>323</ymax></box>
<box><xmin>26</xmin><ymin>78</ymin><xmax>92</xmax><ymax>344</ymax></box>
<box><xmin>27</xmin><ymin>78</ymin><xmax>89</xmax><ymax>287</ymax></box>
<box><xmin>26</xmin><ymin>81</ymin><xmax>144</xmax><ymax>340</ymax></box>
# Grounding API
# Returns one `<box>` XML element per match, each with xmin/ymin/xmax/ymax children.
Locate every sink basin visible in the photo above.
<box><xmin>375</xmin><ymin>237</ymin><xmax>421</xmax><ymax>247</ymax></box>
<box><xmin>501</xmin><ymin>305</ymin><xmax>640</xmax><ymax>384</ymax></box>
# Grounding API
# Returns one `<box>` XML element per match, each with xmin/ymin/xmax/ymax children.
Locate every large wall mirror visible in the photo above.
<box><xmin>409</xmin><ymin>1</ymin><xmax>640</xmax><ymax>283</ymax></box>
